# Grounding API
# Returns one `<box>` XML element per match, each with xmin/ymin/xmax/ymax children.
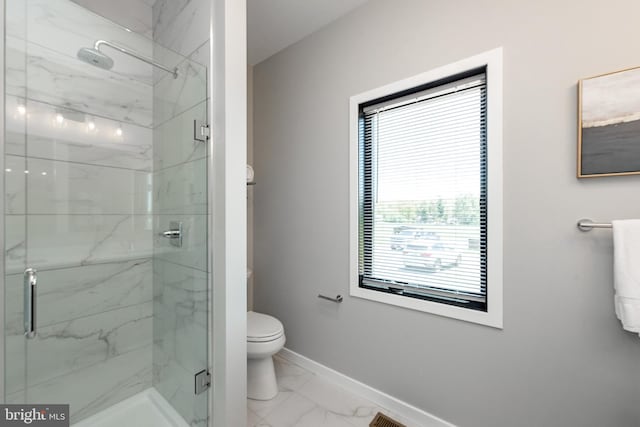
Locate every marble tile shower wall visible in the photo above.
<box><xmin>4</xmin><ymin>0</ymin><xmax>158</xmax><ymax>422</ymax></box>
<box><xmin>151</xmin><ymin>1</ymin><xmax>210</xmax><ymax>426</ymax></box>
<box><xmin>70</xmin><ymin>0</ymin><xmax>155</xmax><ymax>38</ymax></box>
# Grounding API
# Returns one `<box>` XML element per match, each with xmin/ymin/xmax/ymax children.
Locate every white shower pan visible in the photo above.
<box><xmin>73</xmin><ymin>388</ymin><xmax>189</xmax><ymax>427</ymax></box>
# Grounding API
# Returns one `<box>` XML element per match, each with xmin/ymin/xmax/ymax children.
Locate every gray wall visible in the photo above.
<box><xmin>252</xmin><ymin>1</ymin><xmax>640</xmax><ymax>426</ymax></box>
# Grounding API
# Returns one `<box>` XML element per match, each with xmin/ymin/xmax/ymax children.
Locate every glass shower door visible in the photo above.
<box><xmin>4</xmin><ymin>1</ymin><xmax>210</xmax><ymax>426</ymax></box>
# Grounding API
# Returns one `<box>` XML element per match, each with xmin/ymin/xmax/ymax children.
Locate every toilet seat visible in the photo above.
<box><xmin>247</xmin><ymin>311</ymin><xmax>284</xmax><ymax>343</ymax></box>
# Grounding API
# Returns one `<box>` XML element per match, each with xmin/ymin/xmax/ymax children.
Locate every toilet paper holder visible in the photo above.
<box><xmin>318</xmin><ymin>294</ymin><xmax>343</xmax><ymax>303</ymax></box>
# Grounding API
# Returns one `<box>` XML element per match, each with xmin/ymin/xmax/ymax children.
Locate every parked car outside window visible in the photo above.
<box><xmin>402</xmin><ymin>240</ymin><xmax>462</xmax><ymax>270</ymax></box>
<box><xmin>390</xmin><ymin>228</ymin><xmax>439</xmax><ymax>250</ymax></box>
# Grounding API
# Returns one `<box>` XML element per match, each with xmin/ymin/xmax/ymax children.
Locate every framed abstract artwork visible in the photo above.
<box><xmin>578</xmin><ymin>66</ymin><xmax>640</xmax><ymax>178</ymax></box>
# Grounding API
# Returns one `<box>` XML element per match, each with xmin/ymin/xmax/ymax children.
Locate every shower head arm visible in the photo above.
<box><xmin>94</xmin><ymin>40</ymin><xmax>178</xmax><ymax>79</ymax></box>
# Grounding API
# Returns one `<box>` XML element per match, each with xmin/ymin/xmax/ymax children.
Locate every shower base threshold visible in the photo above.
<box><xmin>73</xmin><ymin>388</ymin><xmax>190</xmax><ymax>427</ymax></box>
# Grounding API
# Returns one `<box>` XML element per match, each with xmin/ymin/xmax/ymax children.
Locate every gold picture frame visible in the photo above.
<box><xmin>578</xmin><ymin>66</ymin><xmax>640</xmax><ymax>178</ymax></box>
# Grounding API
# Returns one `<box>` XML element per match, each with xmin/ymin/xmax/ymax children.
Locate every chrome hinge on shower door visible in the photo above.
<box><xmin>194</xmin><ymin>369</ymin><xmax>211</xmax><ymax>395</ymax></box>
<box><xmin>194</xmin><ymin>119</ymin><xmax>210</xmax><ymax>143</ymax></box>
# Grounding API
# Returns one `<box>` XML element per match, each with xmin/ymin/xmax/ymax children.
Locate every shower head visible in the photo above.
<box><xmin>76</xmin><ymin>40</ymin><xmax>178</xmax><ymax>78</ymax></box>
<box><xmin>77</xmin><ymin>47</ymin><xmax>114</xmax><ymax>70</ymax></box>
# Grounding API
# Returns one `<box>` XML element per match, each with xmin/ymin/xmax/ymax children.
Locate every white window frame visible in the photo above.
<box><xmin>349</xmin><ymin>48</ymin><xmax>503</xmax><ymax>328</ymax></box>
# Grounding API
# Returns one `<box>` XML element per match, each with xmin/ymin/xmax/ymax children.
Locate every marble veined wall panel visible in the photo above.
<box><xmin>27</xmin><ymin>214</ymin><xmax>153</xmax><ymax>270</ymax></box>
<box><xmin>4</xmin><ymin>260</ymin><xmax>153</xmax><ymax>408</ymax></box>
<box><xmin>153</xmin><ymin>259</ymin><xmax>207</xmax><ymax>374</ymax></box>
<box><xmin>4</xmin><ymin>258</ymin><xmax>152</xmax><ymax>335</ymax></box>
<box><xmin>9</xmin><ymin>345</ymin><xmax>152</xmax><ymax>423</ymax></box>
<box><xmin>8</xmin><ymin>0</ymin><xmax>191</xmax><ymax>91</ymax></box>
<box><xmin>153</xmin><ymin>214</ymin><xmax>207</xmax><ymax>272</ymax></box>
<box><xmin>18</xmin><ymin>98</ymin><xmax>152</xmax><ymax>171</ymax></box>
<box><xmin>26</xmin><ymin>302</ymin><xmax>152</xmax><ymax>389</ymax></box>
<box><xmin>153</xmin><ymin>55</ymin><xmax>207</xmax><ymax>127</ymax></box>
<box><xmin>5</xmin><ymin>155</ymin><xmax>26</xmax><ymax>215</ymax></box>
<box><xmin>153</xmin><ymin>349</ymin><xmax>207</xmax><ymax>427</ymax></box>
<box><xmin>5</xmin><ymin>0</ymin><xmax>25</xmax><ymax>41</ymax></box>
<box><xmin>70</xmin><ymin>0</ymin><xmax>154</xmax><ymax>38</ymax></box>
<box><xmin>4</xmin><ymin>273</ymin><xmax>25</xmax><ymax>397</ymax></box>
<box><xmin>46</xmin><ymin>0</ymin><xmax>187</xmax><ymax>86</ymax></box>
<box><xmin>187</xmin><ymin>40</ymin><xmax>210</xmax><ymax>69</ymax></box>
<box><xmin>153</xmin><ymin>0</ymin><xmax>210</xmax><ymax>59</ymax></box>
<box><xmin>14</xmin><ymin>0</ymin><xmax>154</xmax><ymax>81</ymax></box>
<box><xmin>153</xmin><ymin>100</ymin><xmax>207</xmax><ymax>171</ymax></box>
<box><xmin>5</xmin><ymin>215</ymin><xmax>26</xmax><ymax>273</ymax></box>
<box><xmin>26</xmin><ymin>158</ymin><xmax>152</xmax><ymax>215</ymax></box>
<box><xmin>17</xmin><ymin>40</ymin><xmax>153</xmax><ymax>128</ymax></box>
<box><xmin>153</xmin><ymin>158</ymin><xmax>207</xmax><ymax>215</ymax></box>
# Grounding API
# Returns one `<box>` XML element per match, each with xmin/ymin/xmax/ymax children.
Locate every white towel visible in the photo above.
<box><xmin>612</xmin><ymin>219</ymin><xmax>640</xmax><ymax>335</ymax></box>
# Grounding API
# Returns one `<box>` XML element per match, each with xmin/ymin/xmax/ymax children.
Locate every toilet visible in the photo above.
<box><xmin>247</xmin><ymin>310</ymin><xmax>286</xmax><ymax>400</ymax></box>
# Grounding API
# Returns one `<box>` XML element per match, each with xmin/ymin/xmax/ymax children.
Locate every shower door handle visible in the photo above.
<box><xmin>24</xmin><ymin>268</ymin><xmax>37</xmax><ymax>339</ymax></box>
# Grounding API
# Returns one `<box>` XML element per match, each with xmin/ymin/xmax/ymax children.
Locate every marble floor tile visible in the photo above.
<box><xmin>273</xmin><ymin>355</ymin><xmax>315</xmax><ymax>393</ymax></box>
<box><xmin>261</xmin><ymin>392</ymin><xmax>317</xmax><ymax>427</ymax></box>
<box><xmin>296</xmin><ymin>376</ymin><xmax>383</xmax><ymax>424</ymax></box>
<box><xmin>247</xmin><ymin>409</ymin><xmax>264</xmax><ymax>427</ymax></box>
<box><xmin>247</xmin><ymin>390</ymin><xmax>294</xmax><ymax>419</ymax></box>
<box><xmin>282</xmin><ymin>405</ymin><xmax>358</xmax><ymax>427</ymax></box>
<box><xmin>249</xmin><ymin>354</ymin><xmax>403</xmax><ymax>427</ymax></box>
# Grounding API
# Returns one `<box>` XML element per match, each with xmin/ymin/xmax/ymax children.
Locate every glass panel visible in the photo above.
<box><xmin>4</xmin><ymin>0</ymin><xmax>27</xmax><ymax>404</ymax></box>
<box><xmin>4</xmin><ymin>1</ymin><xmax>209</xmax><ymax>425</ymax></box>
<box><xmin>152</xmin><ymin>47</ymin><xmax>210</xmax><ymax>427</ymax></box>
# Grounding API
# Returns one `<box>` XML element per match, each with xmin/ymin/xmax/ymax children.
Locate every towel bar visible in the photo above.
<box><xmin>577</xmin><ymin>219</ymin><xmax>612</xmax><ymax>232</ymax></box>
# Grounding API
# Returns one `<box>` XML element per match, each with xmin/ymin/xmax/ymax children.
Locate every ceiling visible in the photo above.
<box><xmin>248</xmin><ymin>0</ymin><xmax>369</xmax><ymax>65</ymax></box>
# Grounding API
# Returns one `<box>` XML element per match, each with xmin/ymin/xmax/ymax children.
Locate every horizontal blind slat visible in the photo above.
<box><xmin>359</xmin><ymin>71</ymin><xmax>488</xmax><ymax>309</ymax></box>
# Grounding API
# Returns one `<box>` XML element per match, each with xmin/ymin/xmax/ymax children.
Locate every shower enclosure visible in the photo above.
<box><xmin>1</xmin><ymin>0</ymin><xmax>220</xmax><ymax>425</ymax></box>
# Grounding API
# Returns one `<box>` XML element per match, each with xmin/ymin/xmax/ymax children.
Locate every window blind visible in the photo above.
<box><xmin>358</xmin><ymin>70</ymin><xmax>488</xmax><ymax>311</ymax></box>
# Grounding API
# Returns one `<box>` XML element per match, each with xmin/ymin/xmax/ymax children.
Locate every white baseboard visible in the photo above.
<box><xmin>278</xmin><ymin>348</ymin><xmax>456</xmax><ymax>427</ymax></box>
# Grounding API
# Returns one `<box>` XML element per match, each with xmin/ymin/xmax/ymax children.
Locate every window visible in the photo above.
<box><xmin>349</xmin><ymin>49</ymin><xmax>503</xmax><ymax>328</ymax></box>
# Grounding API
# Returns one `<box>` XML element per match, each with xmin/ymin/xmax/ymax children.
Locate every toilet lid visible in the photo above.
<box><xmin>247</xmin><ymin>311</ymin><xmax>284</xmax><ymax>342</ymax></box>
